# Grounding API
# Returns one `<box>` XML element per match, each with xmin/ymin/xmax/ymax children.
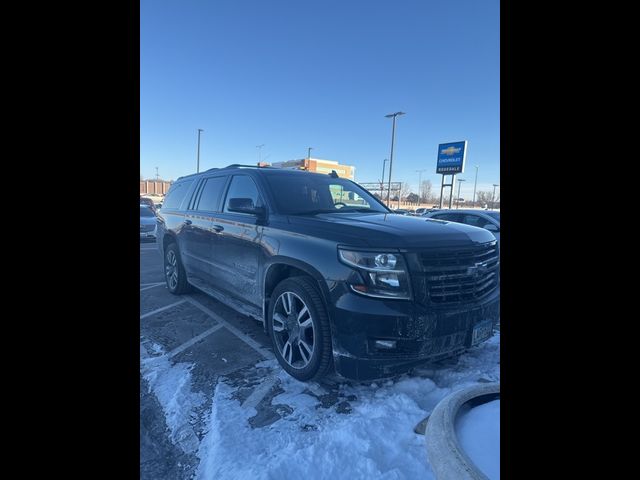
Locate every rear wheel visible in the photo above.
<box><xmin>164</xmin><ymin>243</ymin><xmax>190</xmax><ymax>294</ymax></box>
<box><xmin>267</xmin><ymin>276</ymin><xmax>333</xmax><ymax>381</ymax></box>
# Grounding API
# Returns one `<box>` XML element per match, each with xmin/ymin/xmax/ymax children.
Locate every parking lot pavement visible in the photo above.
<box><xmin>139</xmin><ymin>240</ymin><xmax>501</xmax><ymax>479</ymax></box>
<box><xmin>140</xmin><ymin>240</ymin><xmax>278</xmax><ymax>479</ymax></box>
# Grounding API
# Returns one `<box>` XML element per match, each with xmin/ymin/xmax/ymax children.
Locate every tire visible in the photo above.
<box><xmin>164</xmin><ymin>242</ymin><xmax>190</xmax><ymax>295</ymax></box>
<box><xmin>267</xmin><ymin>276</ymin><xmax>333</xmax><ymax>381</ymax></box>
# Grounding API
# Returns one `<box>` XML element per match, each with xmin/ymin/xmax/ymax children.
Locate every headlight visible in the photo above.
<box><xmin>338</xmin><ymin>248</ymin><xmax>411</xmax><ymax>299</ymax></box>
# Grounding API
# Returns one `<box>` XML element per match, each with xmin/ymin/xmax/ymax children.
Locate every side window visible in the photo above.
<box><xmin>162</xmin><ymin>180</ymin><xmax>193</xmax><ymax>210</ymax></box>
<box><xmin>437</xmin><ymin>213</ymin><xmax>462</xmax><ymax>222</ymax></box>
<box><xmin>196</xmin><ymin>176</ymin><xmax>227</xmax><ymax>212</ymax></box>
<box><xmin>223</xmin><ymin>175</ymin><xmax>263</xmax><ymax>212</ymax></box>
<box><xmin>462</xmin><ymin>214</ymin><xmax>490</xmax><ymax>228</ymax></box>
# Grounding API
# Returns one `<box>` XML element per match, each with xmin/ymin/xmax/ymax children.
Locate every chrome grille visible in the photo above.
<box><xmin>140</xmin><ymin>224</ymin><xmax>155</xmax><ymax>232</ymax></box>
<box><xmin>417</xmin><ymin>242</ymin><xmax>499</xmax><ymax>304</ymax></box>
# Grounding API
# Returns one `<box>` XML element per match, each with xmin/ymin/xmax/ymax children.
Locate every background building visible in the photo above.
<box><xmin>140</xmin><ymin>179</ymin><xmax>173</xmax><ymax>196</ymax></box>
<box><xmin>270</xmin><ymin>158</ymin><xmax>355</xmax><ymax>180</ymax></box>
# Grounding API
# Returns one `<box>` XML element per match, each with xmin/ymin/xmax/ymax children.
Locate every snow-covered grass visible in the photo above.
<box><xmin>196</xmin><ymin>333</ymin><xmax>500</xmax><ymax>480</ymax></box>
<box><xmin>456</xmin><ymin>400</ymin><xmax>500</xmax><ymax>480</ymax></box>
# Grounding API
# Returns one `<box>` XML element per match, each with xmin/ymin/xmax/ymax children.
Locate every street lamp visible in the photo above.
<box><xmin>472</xmin><ymin>165</ymin><xmax>479</xmax><ymax>208</ymax></box>
<box><xmin>456</xmin><ymin>179</ymin><xmax>466</xmax><ymax>209</ymax></box>
<box><xmin>196</xmin><ymin>128</ymin><xmax>204</xmax><ymax>173</ymax></box>
<box><xmin>381</xmin><ymin>159</ymin><xmax>389</xmax><ymax>198</ymax></box>
<box><xmin>307</xmin><ymin>147</ymin><xmax>313</xmax><ymax>159</ymax></box>
<box><xmin>492</xmin><ymin>184</ymin><xmax>500</xmax><ymax>210</ymax></box>
<box><xmin>385</xmin><ymin>111</ymin><xmax>405</xmax><ymax>205</ymax></box>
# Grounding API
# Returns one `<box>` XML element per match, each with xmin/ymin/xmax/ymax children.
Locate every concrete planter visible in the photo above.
<box><xmin>425</xmin><ymin>382</ymin><xmax>500</xmax><ymax>480</ymax></box>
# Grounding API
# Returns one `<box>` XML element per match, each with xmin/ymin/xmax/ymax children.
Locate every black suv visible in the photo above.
<box><xmin>156</xmin><ymin>165</ymin><xmax>499</xmax><ymax>381</ymax></box>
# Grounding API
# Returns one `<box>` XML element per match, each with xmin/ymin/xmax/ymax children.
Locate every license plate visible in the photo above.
<box><xmin>472</xmin><ymin>320</ymin><xmax>493</xmax><ymax>345</ymax></box>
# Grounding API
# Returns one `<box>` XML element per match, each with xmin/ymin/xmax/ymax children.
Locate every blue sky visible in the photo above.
<box><xmin>141</xmin><ymin>0</ymin><xmax>499</xmax><ymax>198</ymax></box>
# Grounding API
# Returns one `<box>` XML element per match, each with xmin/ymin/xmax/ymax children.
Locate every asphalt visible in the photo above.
<box><xmin>139</xmin><ymin>240</ymin><xmax>351</xmax><ymax>479</ymax></box>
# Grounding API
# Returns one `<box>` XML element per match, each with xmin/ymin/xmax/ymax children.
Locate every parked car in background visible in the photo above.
<box><xmin>140</xmin><ymin>205</ymin><xmax>157</xmax><ymax>241</ymax></box>
<box><xmin>156</xmin><ymin>165</ymin><xmax>499</xmax><ymax>381</ymax></box>
<box><xmin>424</xmin><ymin>209</ymin><xmax>500</xmax><ymax>245</ymax></box>
<box><xmin>140</xmin><ymin>196</ymin><xmax>157</xmax><ymax>213</ymax></box>
<box><xmin>392</xmin><ymin>208</ymin><xmax>410</xmax><ymax>215</ymax></box>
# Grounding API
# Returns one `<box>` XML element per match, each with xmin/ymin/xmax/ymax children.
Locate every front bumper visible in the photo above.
<box><xmin>328</xmin><ymin>284</ymin><xmax>500</xmax><ymax>380</ymax></box>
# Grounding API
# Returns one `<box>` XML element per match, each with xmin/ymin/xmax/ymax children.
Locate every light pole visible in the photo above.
<box><xmin>456</xmin><ymin>179</ymin><xmax>465</xmax><ymax>209</ymax></box>
<box><xmin>307</xmin><ymin>147</ymin><xmax>313</xmax><ymax>159</ymax></box>
<box><xmin>381</xmin><ymin>158</ymin><xmax>389</xmax><ymax>198</ymax></box>
<box><xmin>155</xmin><ymin>167</ymin><xmax>159</xmax><ymax>181</ymax></box>
<box><xmin>385</xmin><ymin>111</ymin><xmax>405</xmax><ymax>206</ymax></box>
<box><xmin>256</xmin><ymin>144</ymin><xmax>265</xmax><ymax>164</ymax></box>
<box><xmin>472</xmin><ymin>165</ymin><xmax>479</xmax><ymax>208</ymax></box>
<box><xmin>196</xmin><ymin>128</ymin><xmax>204</xmax><ymax>173</ymax></box>
<box><xmin>492</xmin><ymin>184</ymin><xmax>499</xmax><ymax>210</ymax></box>
<box><xmin>416</xmin><ymin>169</ymin><xmax>427</xmax><ymax>204</ymax></box>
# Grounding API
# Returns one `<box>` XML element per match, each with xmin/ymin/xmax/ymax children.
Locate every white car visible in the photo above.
<box><xmin>424</xmin><ymin>209</ymin><xmax>500</xmax><ymax>245</ymax></box>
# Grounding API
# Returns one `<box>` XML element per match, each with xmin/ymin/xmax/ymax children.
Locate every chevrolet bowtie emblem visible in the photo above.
<box><xmin>467</xmin><ymin>262</ymin><xmax>488</xmax><ymax>276</ymax></box>
<box><xmin>441</xmin><ymin>146</ymin><xmax>462</xmax><ymax>155</ymax></box>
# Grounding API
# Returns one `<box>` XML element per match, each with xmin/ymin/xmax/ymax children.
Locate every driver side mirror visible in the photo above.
<box><xmin>484</xmin><ymin>223</ymin><xmax>499</xmax><ymax>232</ymax></box>
<box><xmin>228</xmin><ymin>198</ymin><xmax>266</xmax><ymax>218</ymax></box>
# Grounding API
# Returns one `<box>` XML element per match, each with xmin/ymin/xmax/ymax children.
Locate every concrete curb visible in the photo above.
<box><xmin>425</xmin><ymin>382</ymin><xmax>500</xmax><ymax>480</ymax></box>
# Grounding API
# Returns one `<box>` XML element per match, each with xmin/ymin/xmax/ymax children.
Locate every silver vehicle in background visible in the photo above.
<box><xmin>424</xmin><ymin>209</ymin><xmax>500</xmax><ymax>245</ymax></box>
<box><xmin>140</xmin><ymin>205</ymin><xmax>158</xmax><ymax>241</ymax></box>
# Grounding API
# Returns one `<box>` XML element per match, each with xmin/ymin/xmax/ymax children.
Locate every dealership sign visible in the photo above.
<box><xmin>436</xmin><ymin>141</ymin><xmax>467</xmax><ymax>174</ymax></box>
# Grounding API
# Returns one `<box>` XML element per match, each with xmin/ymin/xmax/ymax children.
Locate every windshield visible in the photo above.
<box><xmin>486</xmin><ymin>211</ymin><xmax>500</xmax><ymax>221</ymax></box>
<box><xmin>140</xmin><ymin>206</ymin><xmax>155</xmax><ymax>217</ymax></box>
<box><xmin>264</xmin><ymin>173</ymin><xmax>390</xmax><ymax>215</ymax></box>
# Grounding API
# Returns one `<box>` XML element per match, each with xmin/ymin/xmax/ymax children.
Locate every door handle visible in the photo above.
<box><xmin>212</xmin><ymin>224</ymin><xmax>224</xmax><ymax>233</ymax></box>
<box><xmin>184</xmin><ymin>219</ymin><xmax>192</xmax><ymax>225</ymax></box>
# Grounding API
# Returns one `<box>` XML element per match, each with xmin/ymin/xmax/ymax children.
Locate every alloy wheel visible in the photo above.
<box><xmin>165</xmin><ymin>250</ymin><xmax>178</xmax><ymax>290</ymax></box>
<box><xmin>272</xmin><ymin>291</ymin><xmax>315</xmax><ymax>369</ymax></box>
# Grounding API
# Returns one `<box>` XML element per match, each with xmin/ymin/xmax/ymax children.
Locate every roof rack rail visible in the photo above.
<box><xmin>225</xmin><ymin>164</ymin><xmax>271</xmax><ymax>169</ymax></box>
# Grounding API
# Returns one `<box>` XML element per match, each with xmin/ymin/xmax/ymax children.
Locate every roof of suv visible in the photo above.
<box><xmin>176</xmin><ymin>165</ymin><xmax>343</xmax><ymax>181</ymax></box>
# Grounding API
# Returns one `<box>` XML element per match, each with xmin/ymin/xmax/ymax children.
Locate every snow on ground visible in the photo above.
<box><xmin>196</xmin><ymin>333</ymin><xmax>500</xmax><ymax>480</ymax></box>
<box><xmin>456</xmin><ymin>400</ymin><xmax>500</xmax><ymax>480</ymax></box>
<box><xmin>141</xmin><ymin>341</ymin><xmax>206</xmax><ymax>454</ymax></box>
<box><xmin>140</xmin><ymin>332</ymin><xmax>499</xmax><ymax>479</ymax></box>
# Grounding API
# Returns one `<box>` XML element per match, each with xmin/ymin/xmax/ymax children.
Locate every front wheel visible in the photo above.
<box><xmin>164</xmin><ymin>243</ymin><xmax>190</xmax><ymax>294</ymax></box>
<box><xmin>267</xmin><ymin>276</ymin><xmax>333</xmax><ymax>381</ymax></box>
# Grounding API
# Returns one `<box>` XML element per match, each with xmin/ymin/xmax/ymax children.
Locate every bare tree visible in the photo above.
<box><xmin>399</xmin><ymin>182</ymin><xmax>412</xmax><ymax>203</ymax></box>
<box><xmin>420</xmin><ymin>180</ymin><xmax>432</xmax><ymax>203</ymax></box>
<box><xmin>476</xmin><ymin>191</ymin><xmax>493</xmax><ymax>208</ymax></box>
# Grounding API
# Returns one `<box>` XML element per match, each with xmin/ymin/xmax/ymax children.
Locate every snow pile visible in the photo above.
<box><xmin>141</xmin><ymin>343</ymin><xmax>205</xmax><ymax>454</ymax></box>
<box><xmin>456</xmin><ymin>400</ymin><xmax>500</xmax><ymax>480</ymax></box>
<box><xmin>196</xmin><ymin>334</ymin><xmax>500</xmax><ymax>480</ymax></box>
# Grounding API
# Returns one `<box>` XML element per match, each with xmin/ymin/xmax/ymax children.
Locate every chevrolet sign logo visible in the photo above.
<box><xmin>467</xmin><ymin>261</ymin><xmax>489</xmax><ymax>276</ymax></box>
<box><xmin>441</xmin><ymin>146</ymin><xmax>462</xmax><ymax>156</ymax></box>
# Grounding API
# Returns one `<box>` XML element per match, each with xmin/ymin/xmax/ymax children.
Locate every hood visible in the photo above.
<box><xmin>286</xmin><ymin>212</ymin><xmax>495</xmax><ymax>249</ymax></box>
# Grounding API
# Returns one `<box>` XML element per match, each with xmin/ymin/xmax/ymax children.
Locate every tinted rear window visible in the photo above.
<box><xmin>196</xmin><ymin>176</ymin><xmax>227</xmax><ymax>212</ymax></box>
<box><xmin>162</xmin><ymin>180</ymin><xmax>193</xmax><ymax>210</ymax></box>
